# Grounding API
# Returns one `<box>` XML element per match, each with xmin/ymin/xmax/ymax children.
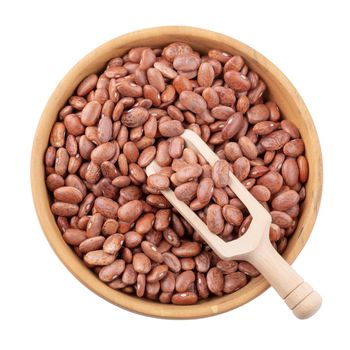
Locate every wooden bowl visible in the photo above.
<box><xmin>31</xmin><ymin>26</ymin><xmax>322</xmax><ymax>319</ymax></box>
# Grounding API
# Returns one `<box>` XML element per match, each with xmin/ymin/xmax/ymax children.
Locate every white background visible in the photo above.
<box><xmin>0</xmin><ymin>0</ymin><xmax>349</xmax><ymax>348</ymax></box>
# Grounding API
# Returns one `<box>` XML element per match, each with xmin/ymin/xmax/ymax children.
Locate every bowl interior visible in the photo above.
<box><xmin>31</xmin><ymin>26</ymin><xmax>322</xmax><ymax>319</ymax></box>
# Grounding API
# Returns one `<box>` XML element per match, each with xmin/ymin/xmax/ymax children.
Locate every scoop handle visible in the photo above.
<box><xmin>247</xmin><ymin>239</ymin><xmax>322</xmax><ymax>319</ymax></box>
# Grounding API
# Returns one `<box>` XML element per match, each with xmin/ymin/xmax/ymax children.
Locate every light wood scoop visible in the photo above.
<box><xmin>146</xmin><ymin>129</ymin><xmax>321</xmax><ymax>319</ymax></box>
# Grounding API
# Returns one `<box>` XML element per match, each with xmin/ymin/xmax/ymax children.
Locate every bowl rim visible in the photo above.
<box><xmin>31</xmin><ymin>26</ymin><xmax>323</xmax><ymax>319</ymax></box>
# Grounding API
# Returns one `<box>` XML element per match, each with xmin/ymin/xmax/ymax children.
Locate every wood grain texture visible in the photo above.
<box><xmin>31</xmin><ymin>26</ymin><xmax>323</xmax><ymax>319</ymax></box>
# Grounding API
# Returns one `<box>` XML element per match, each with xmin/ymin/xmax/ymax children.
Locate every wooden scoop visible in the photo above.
<box><xmin>146</xmin><ymin>129</ymin><xmax>321</xmax><ymax>319</ymax></box>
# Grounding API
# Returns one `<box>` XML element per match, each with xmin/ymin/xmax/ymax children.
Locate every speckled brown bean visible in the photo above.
<box><xmin>79</xmin><ymin>236</ymin><xmax>105</xmax><ymax>253</ymax></box>
<box><xmin>84</xmin><ymin>250</ymin><xmax>116</xmax><ymax>266</ymax></box>
<box><xmin>137</xmin><ymin>146</ymin><xmax>156</xmax><ymax>167</ymax></box>
<box><xmin>118</xmin><ymin>200</ymin><xmax>143</xmax><ymax>222</ymax></box>
<box><xmin>196</xmin><ymin>272</ymin><xmax>209</xmax><ymax>299</ymax></box>
<box><xmin>174</xmin><ymin>182</ymin><xmax>198</xmax><ymax>203</ymax></box>
<box><xmin>194</xmin><ymin>251</ymin><xmax>210</xmax><ymax>272</ymax></box>
<box><xmin>155</xmin><ymin>234</ymin><xmax>172</xmax><ymax>253</ymax></box>
<box><xmin>297</xmin><ymin>155</ymin><xmax>309</xmax><ymax>183</ymax></box>
<box><xmin>147</xmin><ymin>68</ymin><xmax>165</xmax><ymax>92</ymax></box>
<box><xmin>172</xmin><ymin>241</ymin><xmax>201</xmax><ymax>258</ymax></box>
<box><xmin>180</xmin><ymin>258</ymin><xmax>196</xmax><ymax>270</ymax></box>
<box><xmin>283</xmin><ymin>139</ymin><xmax>304</xmax><ymax>157</ymax></box>
<box><xmin>185</xmin><ymin>151</ymin><xmax>200</xmax><ymax>166</ymax></box>
<box><xmin>171</xmin><ymin>292</ymin><xmax>198</xmax><ymax>305</ymax></box>
<box><xmin>156</xmin><ymin>140</ymin><xmax>171</xmax><ymax>167</ymax></box>
<box><xmin>141</xmin><ymin>241</ymin><xmax>163</xmax><ymax>263</ymax></box>
<box><xmin>51</xmin><ymin>202</ymin><xmax>79</xmax><ymax>217</ymax></box>
<box><xmin>247</xmin><ymin>104</ymin><xmax>270</xmax><ymax>124</ymax></box>
<box><xmin>147</xmin><ymin>265</ymin><xmax>169</xmax><ymax>282</ymax></box>
<box><xmin>265</xmin><ymin>101</ymin><xmax>280</xmax><ymax>121</ymax></box>
<box><xmin>124</xmin><ymin>231</ymin><xmax>143</xmax><ymax>248</ymax></box>
<box><xmin>173</xmin><ymin>75</ymin><xmax>192</xmax><ymax>94</ymax></box>
<box><xmin>94</xmin><ymin>197</ymin><xmax>119</xmax><ymax>218</ymax></box>
<box><xmin>117</xmin><ymin>82</ymin><xmax>143</xmax><ymax>98</ymax></box>
<box><xmin>158</xmin><ymin>292</ymin><xmax>172</xmax><ymax>304</ymax></box>
<box><xmin>232</xmin><ymin>157</ymin><xmax>250</xmax><ymax>182</ymax></box>
<box><xmin>173</xmin><ymin>53</ymin><xmax>200</xmax><ymax>71</ymax></box>
<box><xmin>133</xmin><ymin>253</ymin><xmax>152</xmax><ymax>274</ymax></box>
<box><xmin>197</xmin><ymin>177</ymin><xmax>214</xmax><ymax>204</ymax></box>
<box><xmin>101</xmin><ymin>219</ymin><xmax>118</xmax><ymax>236</ymax></box>
<box><xmin>212</xmin><ymin>187</ymin><xmax>228</xmax><ymax>205</ymax></box>
<box><xmin>99</xmin><ymin>259</ymin><xmax>126</xmax><ymax>282</ymax></box>
<box><xmin>50</xmin><ymin>122</ymin><xmax>66</xmax><ymax>147</ymax></box>
<box><xmin>179</xmin><ymin>91</ymin><xmax>207</xmax><ymax>114</ymax></box>
<box><xmin>85</xmin><ymin>162</ymin><xmax>101</xmax><ymax>184</ymax></box>
<box><xmin>269</xmin><ymin>223</ymin><xmax>282</xmax><ymax>241</ymax></box>
<box><xmin>159</xmin><ymin>120</ymin><xmax>184</xmax><ymax>137</ymax></box>
<box><xmin>129</xmin><ymin>163</ymin><xmax>146</xmax><ymax>183</ymax></box>
<box><xmin>78</xmin><ymin>193</ymin><xmax>95</xmax><ymax>217</ymax></box>
<box><xmin>281</xmin><ymin>120</ymin><xmax>300</xmax><ymax>139</ymax></box>
<box><xmin>162</xmin><ymin>252</ymin><xmax>181</xmax><ymax>272</ymax></box>
<box><xmin>271</xmin><ymin>211</ymin><xmax>293</xmax><ymax>228</ymax></box>
<box><xmin>122</xmin><ymin>264</ymin><xmax>137</xmax><ymax>285</ymax></box>
<box><xmin>81</xmin><ymin>101</ymin><xmax>102</xmax><ymax>126</ymax></box>
<box><xmin>96</xmin><ymin>117</ymin><xmax>112</xmax><ymax>143</ymax></box>
<box><xmin>160</xmin><ymin>271</ymin><xmax>176</xmax><ymax>292</ymax></box>
<box><xmin>221</xmin><ymin>112</ymin><xmax>243</xmax><ymax>140</ymax></box>
<box><xmin>90</xmin><ymin>142</ymin><xmax>116</xmax><ymax>165</ymax></box>
<box><xmin>222</xmin><ymin>205</ymin><xmax>243</xmax><ymax>226</ymax></box>
<box><xmin>86</xmin><ymin>213</ymin><xmax>104</xmax><ymax>237</ymax></box>
<box><xmin>112</xmin><ymin>176</ymin><xmax>130</xmax><ymax>188</ymax></box>
<box><xmin>206</xmin><ymin>204</ymin><xmax>225</xmax><ymax>234</ymax></box>
<box><xmin>223</xmin><ymin>271</ymin><xmax>247</xmax><ymax>293</ymax></box>
<box><xmin>123</xmin><ymin>141</ymin><xmax>139</xmax><ymax>163</ymax></box>
<box><xmin>211</xmin><ymin>105</ymin><xmax>235</xmax><ymax>121</ymax></box>
<box><xmin>168</xmin><ymin>136</ymin><xmax>184</xmax><ymax>158</ymax></box>
<box><xmin>154</xmin><ymin>61</ymin><xmax>178</xmax><ymax>79</ymax></box>
<box><xmin>163</xmin><ymin>228</ymin><xmax>181</xmax><ymax>247</ymax></box>
<box><xmin>62</xmin><ymin>228</ymin><xmax>86</xmax><ymax>245</ymax></box>
<box><xmin>282</xmin><ymin>157</ymin><xmax>299</xmax><ymax>187</ymax></box>
<box><xmin>103</xmin><ymin>233</ymin><xmax>124</xmax><ymax>254</ymax></box>
<box><xmin>238</xmin><ymin>136</ymin><xmax>258</xmax><ymax>160</ymax></box>
<box><xmin>250</xmin><ymin>185</ymin><xmax>271</xmax><ymax>202</ymax></box>
<box><xmin>135</xmin><ymin>213</ymin><xmax>155</xmax><ymax>234</ymax></box>
<box><xmin>121</xmin><ymin>107</ymin><xmax>149</xmax><ymax>128</ymax></box>
<box><xmin>257</xmin><ymin>171</ymin><xmax>283</xmax><ymax>194</ymax></box>
<box><xmin>78</xmin><ymin>136</ymin><xmax>94</xmax><ymax>160</ymax></box>
<box><xmin>147</xmin><ymin>174</ymin><xmax>170</xmax><ymax>190</ymax></box>
<box><xmin>253</xmin><ymin>121</ymin><xmax>279</xmax><ymax>136</ymax></box>
<box><xmin>45</xmin><ymin>146</ymin><xmax>56</xmax><ymax>167</ymax></box>
<box><xmin>272</xmin><ymin>190</ymin><xmax>300</xmax><ymax>211</ymax></box>
<box><xmin>116</xmin><ymin>126</ymin><xmax>128</xmax><ymax>149</ymax></box>
<box><xmin>108</xmin><ymin>278</ymin><xmax>126</xmax><ymax>290</ymax></box>
<box><xmin>216</xmin><ymin>260</ymin><xmax>238</xmax><ymax>274</ymax></box>
<box><xmin>198</xmin><ymin>62</ymin><xmax>215</xmax><ymax>87</ymax></box>
<box><xmin>55</xmin><ymin>148</ymin><xmax>69</xmax><ymax>176</ymax></box>
<box><xmin>261</xmin><ymin>130</ymin><xmax>291</xmax><ymax>151</ymax></box>
<box><xmin>54</xmin><ymin>186</ymin><xmax>83</xmax><ymax>204</ymax></box>
<box><xmin>154</xmin><ymin>209</ymin><xmax>171</xmax><ymax>231</ymax></box>
<box><xmin>212</xmin><ymin>159</ymin><xmax>230</xmax><ymax>188</ymax></box>
<box><xmin>146</xmin><ymin>194</ymin><xmax>171</xmax><ymax>209</ymax></box>
<box><xmin>202</xmin><ymin>87</ymin><xmax>219</xmax><ymax>109</ymax></box>
<box><xmin>175</xmin><ymin>271</ymin><xmax>196</xmax><ymax>292</ymax></box>
<box><xmin>224</xmin><ymin>70</ymin><xmax>251</xmax><ymax>92</ymax></box>
<box><xmin>207</xmin><ymin>267</ymin><xmax>224</xmax><ymax>296</ymax></box>
<box><xmin>224</xmin><ymin>142</ymin><xmax>242</xmax><ymax>162</ymax></box>
<box><xmin>176</xmin><ymin>163</ymin><xmax>202</xmax><ymax>183</ymax></box>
